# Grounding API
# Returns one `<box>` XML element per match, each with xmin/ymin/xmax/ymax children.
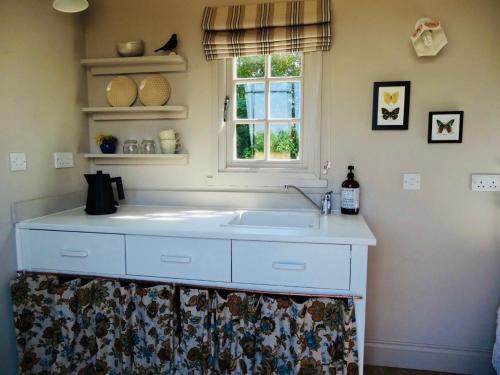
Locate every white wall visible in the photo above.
<box><xmin>0</xmin><ymin>1</ymin><xmax>88</xmax><ymax>372</ymax></box>
<box><xmin>84</xmin><ymin>1</ymin><xmax>500</xmax><ymax>373</ymax></box>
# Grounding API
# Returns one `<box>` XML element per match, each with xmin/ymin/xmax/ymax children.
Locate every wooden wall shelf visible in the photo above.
<box><xmin>81</xmin><ymin>55</ymin><xmax>186</xmax><ymax>75</ymax></box>
<box><xmin>84</xmin><ymin>154</ymin><xmax>189</xmax><ymax>165</ymax></box>
<box><xmin>82</xmin><ymin>106</ymin><xmax>187</xmax><ymax>121</ymax></box>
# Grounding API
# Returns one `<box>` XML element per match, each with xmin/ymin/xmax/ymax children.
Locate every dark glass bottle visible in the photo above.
<box><xmin>341</xmin><ymin>165</ymin><xmax>360</xmax><ymax>215</ymax></box>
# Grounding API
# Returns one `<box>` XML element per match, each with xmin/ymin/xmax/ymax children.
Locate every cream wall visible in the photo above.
<box><xmin>84</xmin><ymin>0</ymin><xmax>500</xmax><ymax>373</ymax></box>
<box><xmin>327</xmin><ymin>1</ymin><xmax>500</xmax><ymax>372</ymax></box>
<box><xmin>1</xmin><ymin>0</ymin><xmax>496</xmax><ymax>373</ymax></box>
<box><xmin>0</xmin><ymin>1</ymin><xmax>88</xmax><ymax>372</ymax></box>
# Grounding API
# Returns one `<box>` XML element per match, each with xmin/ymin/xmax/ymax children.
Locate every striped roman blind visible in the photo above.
<box><xmin>202</xmin><ymin>0</ymin><xmax>331</xmax><ymax>60</ymax></box>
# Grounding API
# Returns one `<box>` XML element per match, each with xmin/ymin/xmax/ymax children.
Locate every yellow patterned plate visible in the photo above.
<box><xmin>106</xmin><ymin>76</ymin><xmax>137</xmax><ymax>107</ymax></box>
<box><xmin>138</xmin><ymin>74</ymin><xmax>171</xmax><ymax>106</ymax></box>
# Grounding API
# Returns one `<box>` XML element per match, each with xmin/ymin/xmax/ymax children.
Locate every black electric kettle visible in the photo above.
<box><xmin>84</xmin><ymin>170</ymin><xmax>125</xmax><ymax>215</ymax></box>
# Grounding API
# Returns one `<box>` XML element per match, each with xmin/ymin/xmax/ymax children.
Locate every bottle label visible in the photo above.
<box><xmin>341</xmin><ymin>188</ymin><xmax>359</xmax><ymax>209</ymax></box>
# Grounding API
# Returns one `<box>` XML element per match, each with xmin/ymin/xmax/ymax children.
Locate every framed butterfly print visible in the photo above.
<box><xmin>428</xmin><ymin>111</ymin><xmax>464</xmax><ymax>143</ymax></box>
<box><xmin>372</xmin><ymin>81</ymin><xmax>411</xmax><ymax>130</ymax></box>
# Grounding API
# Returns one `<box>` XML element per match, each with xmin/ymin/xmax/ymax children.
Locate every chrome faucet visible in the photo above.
<box><xmin>284</xmin><ymin>185</ymin><xmax>333</xmax><ymax>215</ymax></box>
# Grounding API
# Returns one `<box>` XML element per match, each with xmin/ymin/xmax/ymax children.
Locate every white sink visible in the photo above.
<box><xmin>223</xmin><ymin>210</ymin><xmax>319</xmax><ymax>230</ymax></box>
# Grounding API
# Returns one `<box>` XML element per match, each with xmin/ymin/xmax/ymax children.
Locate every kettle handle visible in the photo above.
<box><xmin>111</xmin><ymin>177</ymin><xmax>125</xmax><ymax>201</ymax></box>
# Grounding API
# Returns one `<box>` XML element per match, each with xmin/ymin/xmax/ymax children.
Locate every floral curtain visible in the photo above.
<box><xmin>257</xmin><ymin>295</ymin><xmax>358</xmax><ymax>374</ymax></box>
<box><xmin>12</xmin><ymin>274</ymin><xmax>357</xmax><ymax>375</ymax></box>
<box><xmin>177</xmin><ymin>288</ymin><xmax>261</xmax><ymax>374</ymax></box>
<box><xmin>11</xmin><ymin>274</ymin><xmax>176</xmax><ymax>374</ymax></box>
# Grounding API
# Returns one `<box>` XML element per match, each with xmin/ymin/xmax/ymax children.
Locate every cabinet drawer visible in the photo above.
<box><xmin>232</xmin><ymin>240</ymin><xmax>351</xmax><ymax>290</ymax></box>
<box><xmin>126</xmin><ymin>236</ymin><xmax>231</xmax><ymax>282</ymax></box>
<box><xmin>21</xmin><ymin>230</ymin><xmax>125</xmax><ymax>275</ymax></box>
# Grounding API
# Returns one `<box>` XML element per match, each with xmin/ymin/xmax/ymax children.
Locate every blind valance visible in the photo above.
<box><xmin>202</xmin><ymin>0</ymin><xmax>331</xmax><ymax>60</ymax></box>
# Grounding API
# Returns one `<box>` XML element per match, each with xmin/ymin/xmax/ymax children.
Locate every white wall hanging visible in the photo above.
<box><xmin>411</xmin><ymin>17</ymin><xmax>448</xmax><ymax>57</ymax></box>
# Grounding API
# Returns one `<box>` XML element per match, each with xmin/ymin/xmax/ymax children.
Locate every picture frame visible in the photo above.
<box><xmin>428</xmin><ymin>111</ymin><xmax>464</xmax><ymax>143</ymax></box>
<box><xmin>372</xmin><ymin>81</ymin><xmax>411</xmax><ymax>130</ymax></box>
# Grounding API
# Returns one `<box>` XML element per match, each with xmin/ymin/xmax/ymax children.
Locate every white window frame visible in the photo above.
<box><xmin>208</xmin><ymin>52</ymin><xmax>326</xmax><ymax>188</ymax></box>
<box><xmin>228</xmin><ymin>54</ymin><xmax>304</xmax><ymax>168</ymax></box>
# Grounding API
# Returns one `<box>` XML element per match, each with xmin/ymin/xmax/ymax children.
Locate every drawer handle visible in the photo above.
<box><xmin>60</xmin><ymin>249</ymin><xmax>89</xmax><ymax>258</ymax></box>
<box><xmin>161</xmin><ymin>255</ymin><xmax>192</xmax><ymax>264</ymax></box>
<box><xmin>272</xmin><ymin>262</ymin><xmax>306</xmax><ymax>271</ymax></box>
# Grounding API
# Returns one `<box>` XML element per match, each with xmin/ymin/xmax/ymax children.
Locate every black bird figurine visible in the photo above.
<box><xmin>155</xmin><ymin>34</ymin><xmax>178</xmax><ymax>54</ymax></box>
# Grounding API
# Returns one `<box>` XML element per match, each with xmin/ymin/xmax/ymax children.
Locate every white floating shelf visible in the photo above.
<box><xmin>81</xmin><ymin>55</ymin><xmax>186</xmax><ymax>75</ymax></box>
<box><xmin>84</xmin><ymin>154</ymin><xmax>189</xmax><ymax>165</ymax></box>
<box><xmin>82</xmin><ymin>106</ymin><xmax>187</xmax><ymax>121</ymax></box>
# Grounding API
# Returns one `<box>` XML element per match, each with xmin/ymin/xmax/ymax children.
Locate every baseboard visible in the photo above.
<box><xmin>365</xmin><ymin>339</ymin><xmax>494</xmax><ymax>375</ymax></box>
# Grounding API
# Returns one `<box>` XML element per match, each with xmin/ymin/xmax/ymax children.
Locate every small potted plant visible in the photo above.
<box><xmin>96</xmin><ymin>134</ymin><xmax>118</xmax><ymax>154</ymax></box>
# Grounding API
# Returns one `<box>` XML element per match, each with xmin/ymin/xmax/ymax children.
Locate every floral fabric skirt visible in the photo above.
<box><xmin>11</xmin><ymin>274</ymin><xmax>358</xmax><ymax>375</ymax></box>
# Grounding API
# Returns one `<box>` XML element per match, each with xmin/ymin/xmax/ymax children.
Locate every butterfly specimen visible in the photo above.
<box><xmin>437</xmin><ymin>119</ymin><xmax>454</xmax><ymax>133</ymax></box>
<box><xmin>383</xmin><ymin>91</ymin><xmax>400</xmax><ymax>105</ymax></box>
<box><xmin>381</xmin><ymin>107</ymin><xmax>400</xmax><ymax>120</ymax></box>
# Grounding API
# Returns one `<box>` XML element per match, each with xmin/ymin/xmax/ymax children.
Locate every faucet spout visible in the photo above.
<box><xmin>284</xmin><ymin>185</ymin><xmax>332</xmax><ymax>215</ymax></box>
<box><xmin>284</xmin><ymin>185</ymin><xmax>321</xmax><ymax>210</ymax></box>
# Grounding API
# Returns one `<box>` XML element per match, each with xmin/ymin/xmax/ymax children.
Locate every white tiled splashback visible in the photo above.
<box><xmin>12</xmin><ymin>188</ymin><xmax>341</xmax><ymax>224</ymax></box>
<box><xmin>12</xmin><ymin>190</ymin><xmax>86</xmax><ymax>223</ymax></box>
<box><xmin>123</xmin><ymin>189</ymin><xmax>342</xmax><ymax>212</ymax></box>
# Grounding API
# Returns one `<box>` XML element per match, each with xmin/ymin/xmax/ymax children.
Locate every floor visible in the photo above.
<box><xmin>365</xmin><ymin>366</ymin><xmax>458</xmax><ymax>375</ymax></box>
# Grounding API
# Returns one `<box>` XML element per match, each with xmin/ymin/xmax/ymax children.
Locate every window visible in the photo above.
<box><xmin>229</xmin><ymin>53</ymin><xmax>303</xmax><ymax>166</ymax></box>
<box><xmin>210</xmin><ymin>52</ymin><xmax>324</xmax><ymax>187</ymax></box>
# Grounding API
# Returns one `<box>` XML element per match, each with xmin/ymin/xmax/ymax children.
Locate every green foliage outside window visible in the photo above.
<box><xmin>271</xmin><ymin>53</ymin><xmax>301</xmax><ymax>77</ymax></box>
<box><xmin>236</xmin><ymin>125</ymin><xmax>263</xmax><ymax>159</ymax></box>
<box><xmin>236</xmin><ymin>55</ymin><xmax>265</xmax><ymax>78</ymax></box>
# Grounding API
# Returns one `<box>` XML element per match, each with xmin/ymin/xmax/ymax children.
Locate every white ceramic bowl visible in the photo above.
<box><xmin>116</xmin><ymin>40</ymin><xmax>145</xmax><ymax>57</ymax></box>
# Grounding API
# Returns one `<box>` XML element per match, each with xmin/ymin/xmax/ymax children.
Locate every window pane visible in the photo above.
<box><xmin>236</xmin><ymin>124</ymin><xmax>265</xmax><ymax>160</ymax></box>
<box><xmin>236</xmin><ymin>55</ymin><xmax>265</xmax><ymax>78</ymax></box>
<box><xmin>269</xmin><ymin>81</ymin><xmax>301</xmax><ymax>119</ymax></box>
<box><xmin>236</xmin><ymin>83</ymin><xmax>265</xmax><ymax>119</ymax></box>
<box><xmin>271</xmin><ymin>53</ymin><xmax>302</xmax><ymax>77</ymax></box>
<box><xmin>269</xmin><ymin>123</ymin><xmax>300</xmax><ymax>160</ymax></box>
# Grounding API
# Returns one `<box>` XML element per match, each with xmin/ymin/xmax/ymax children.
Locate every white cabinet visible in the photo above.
<box><xmin>20</xmin><ymin>230</ymin><xmax>125</xmax><ymax>275</ymax></box>
<box><xmin>16</xmin><ymin>223</ymin><xmax>370</xmax><ymax>374</ymax></box>
<box><xmin>126</xmin><ymin>235</ymin><xmax>231</xmax><ymax>282</ymax></box>
<box><xmin>232</xmin><ymin>240</ymin><xmax>351</xmax><ymax>290</ymax></box>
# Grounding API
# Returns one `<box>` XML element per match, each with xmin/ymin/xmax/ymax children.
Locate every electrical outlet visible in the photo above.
<box><xmin>53</xmin><ymin>152</ymin><xmax>74</xmax><ymax>169</ymax></box>
<box><xmin>402</xmin><ymin>173</ymin><xmax>421</xmax><ymax>190</ymax></box>
<box><xmin>9</xmin><ymin>153</ymin><xmax>27</xmax><ymax>171</ymax></box>
<box><xmin>471</xmin><ymin>174</ymin><xmax>500</xmax><ymax>191</ymax></box>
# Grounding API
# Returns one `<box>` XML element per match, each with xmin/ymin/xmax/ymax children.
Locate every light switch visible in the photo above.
<box><xmin>403</xmin><ymin>173</ymin><xmax>421</xmax><ymax>191</ymax></box>
<box><xmin>10</xmin><ymin>153</ymin><xmax>27</xmax><ymax>171</ymax></box>
<box><xmin>54</xmin><ymin>152</ymin><xmax>74</xmax><ymax>169</ymax></box>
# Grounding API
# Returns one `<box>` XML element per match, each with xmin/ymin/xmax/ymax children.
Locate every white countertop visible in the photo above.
<box><xmin>16</xmin><ymin>205</ymin><xmax>376</xmax><ymax>246</ymax></box>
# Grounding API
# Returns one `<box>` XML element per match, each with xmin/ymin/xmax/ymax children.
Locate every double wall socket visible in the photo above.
<box><xmin>9</xmin><ymin>153</ymin><xmax>27</xmax><ymax>171</ymax></box>
<box><xmin>471</xmin><ymin>174</ymin><xmax>500</xmax><ymax>191</ymax></box>
<box><xmin>54</xmin><ymin>152</ymin><xmax>74</xmax><ymax>169</ymax></box>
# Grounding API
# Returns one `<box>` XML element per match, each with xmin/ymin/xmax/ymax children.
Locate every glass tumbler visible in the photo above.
<box><xmin>123</xmin><ymin>139</ymin><xmax>139</xmax><ymax>154</ymax></box>
<box><xmin>141</xmin><ymin>139</ymin><xmax>156</xmax><ymax>154</ymax></box>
